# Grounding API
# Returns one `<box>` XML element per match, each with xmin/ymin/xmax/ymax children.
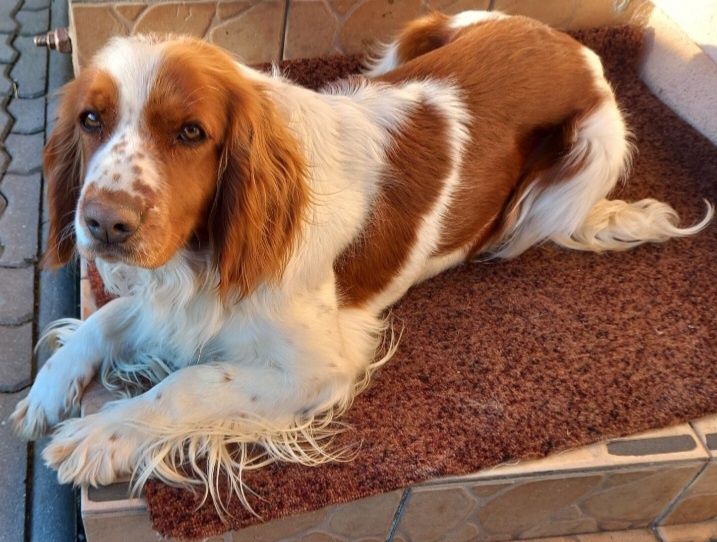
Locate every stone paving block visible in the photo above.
<box><xmin>22</xmin><ymin>0</ymin><xmax>51</xmax><ymax>11</ymax></box>
<box><xmin>5</xmin><ymin>132</ymin><xmax>44</xmax><ymax>174</ymax></box>
<box><xmin>0</xmin><ymin>0</ymin><xmax>21</xmax><ymax>33</ymax></box>
<box><xmin>1</xmin><ymin>65</ymin><xmax>13</xmax><ymax>96</ymax></box>
<box><xmin>45</xmin><ymin>95</ymin><xmax>58</xmax><ymax>132</ymax></box>
<box><xmin>0</xmin><ymin>108</ymin><xmax>12</xmax><ymax>139</ymax></box>
<box><xmin>0</xmin><ymin>191</ymin><xmax>6</xmax><ymax>216</ymax></box>
<box><xmin>0</xmin><ymin>322</ymin><xmax>32</xmax><ymax>391</ymax></box>
<box><xmin>9</xmin><ymin>35</ymin><xmax>47</xmax><ymax>99</ymax></box>
<box><xmin>15</xmin><ymin>8</ymin><xmax>50</xmax><ymax>36</ymax></box>
<box><xmin>0</xmin><ymin>389</ymin><xmax>28</xmax><ymax>542</ymax></box>
<box><xmin>8</xmin><ymin>97</ymin><xmax>44</xmax><ymax>134</ymax></box>
<box><xmin>0</xmin><ymin>266</ymin><xmax>34</xmax><ymax>325</ymax></box>
<box><xmin>0</xmin><ymin>173</ymin><xmax>41</xmax><ymax>266</ymax></box>
<box><xmin>0</xmin><ymin>149</ymin><xmax>9</xmax><ymax>175</ymax></box>
<box><xmin>0</xmin><ymin>34</ymin><xmax>17</xmax><ymax>64</ymax></box>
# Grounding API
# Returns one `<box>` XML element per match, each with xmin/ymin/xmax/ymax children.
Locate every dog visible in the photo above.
<box><xmin>11</xmin><ymin>10</ymin><xmax>712</xmax><ymax>509</ymax></box>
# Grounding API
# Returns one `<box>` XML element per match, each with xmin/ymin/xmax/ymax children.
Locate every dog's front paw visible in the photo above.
<box><xmin>10</xmin><ymin>397</ymin><xmax>48</xmax><ymax>439</ymax></box>
<box><xmin>11</xmin><ymin>393</ymin><xmax>69</xmax><ymax>441</ymax></box>
<box><xmin>43</xmin><ymin>411</ymin><xmax>140</xmax><ymax>487</ymax></box>
<box><xmin>10</xmin><ymin>375</ymin><xmax>84</xmax><ymax>441</ymax></box>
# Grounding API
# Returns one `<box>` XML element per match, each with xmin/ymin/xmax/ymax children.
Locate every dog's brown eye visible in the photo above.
<box><xmin>81</xmin><ymin>111</ymin><xmax>102</xmax><ymax>132</ymax></box>
<box><xmin>178</xmin><ymin>124</ymin><xmax>205</xmax><ymax>143</ymax></box>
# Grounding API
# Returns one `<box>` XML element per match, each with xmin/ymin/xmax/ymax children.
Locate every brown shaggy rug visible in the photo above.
<box><xmin>87</xmin><ymin>25</ymin><xmax>717</xmax><ymax>540</ymax></box>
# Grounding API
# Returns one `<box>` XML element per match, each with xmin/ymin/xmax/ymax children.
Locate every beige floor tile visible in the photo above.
<box><xmin>569</xmin><ymin>0</ymin><xmax>652</xmax><ymax>29</ymax></box>
<box><xmin>209</xmin><ymin>1</ymin><xmax>286</xmax><ymax>64</ymax></box>
<box><xmin>519</xmin><ymin>537</ymin><xmax>579</xmax><ymax>542</ymax></box>
<box><xmin>114</xmin><ymin>4</ymin><xmax>146</xmax><ymax>23</ymax></box>
<box><xmin>425</xmin><ymin>0</ymin><xmax>490</xmax><ymax>16</ymax></box>
<box><xmin>340</xmin><ymin>0</ymin><xmax>423</xmax><ymax>54</ymax></box>
<box><xmin>491</xmin><ymin>0</ymin><xmax>574</xmax><ymax>28</ymax></box>
<box><xmin>521</xmin><ymin>534</ymin><xmax>659</xmax><ymax>542</ymax></box>
<box><xmin>582</xmin><ymin>464</ymin><xmax>702</xmax><ymax>529</ymax></box>
<box><xmin>71</xmin><ymin>4</ymin><xmax>130</xmax><ymax>70</ymax></box>
<box><xmin>232</xmin><ymin>508</ymin><xmax>329</xmax><ymax>541</ymax></box>
<box><xmin>476</xmin><ymin>476</ymin><xmax>602</xmax><ymax>535</ymax></box>
<box><xmin>692</xmin><ymin>414</ymin><xmax>717</xmax><ymax>458</ymax></box>
<box><xmin>576</xmin><ymin>529</ymin><xmax>659</xmax><ymax>541</ymax></box>
<box><xmin>661</xmin><ymin>462</ymin><xmax>717</xmax><ymax>525</ymax></box>
<box><xmin>285</xmin><ymin>0</ymin><xmax>339</xmax><ymax>60</ymax></box>
<box><xmin>327</xmin><ymin>490</ymin><xmax>402</xmax><ymax>538</ymax></box>
<box><xmin>659</xmin><ymin>521</ymin><xmax>717</xmax><ymax>542</ymax></box>
<box><xmin>132</xmin><ymin>2</ymin><xmax>215</xmax><ymax>36</ymax></box>
<box><xmin>395</xmin><ymin>486</ymin><xmax>476</xmax><ymax>542</ymax></box>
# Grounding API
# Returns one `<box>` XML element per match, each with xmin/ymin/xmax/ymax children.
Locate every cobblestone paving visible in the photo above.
<box><xmin>0</xmin><ymin>0</ymin><xmax>50</xmax><ymax>538</ymax></box>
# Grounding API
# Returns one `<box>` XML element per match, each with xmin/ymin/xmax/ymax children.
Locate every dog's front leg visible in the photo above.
<box><xmin>11</xmin><ymin>297</ymin><xmax>136</xmax><ymax>440</ymax></box>
<box><xmin>42</xmin><ymin>358</ymin><xmax>353</xmax><ymax>487</ymax></box>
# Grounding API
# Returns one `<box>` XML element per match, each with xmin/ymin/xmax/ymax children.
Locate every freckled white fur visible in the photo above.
<box><xmin>75</xmin><ymin>39</ymin><xmax>166</xmax><ymax>254</ymax></box>
<box><xmin>11</xmin><ymin>10</ymin><xmax>712</xmax><ymax>515</ymax></box>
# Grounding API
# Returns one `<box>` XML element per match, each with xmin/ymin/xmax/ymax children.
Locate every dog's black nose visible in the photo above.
<box><xmin>84</xmin><ymin>199</ymin><xmax>141</xmax><ymax>244</ymax></box>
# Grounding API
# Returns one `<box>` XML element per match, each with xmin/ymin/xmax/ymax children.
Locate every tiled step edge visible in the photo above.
<box><xmin>640</xmin><ymin>3</ymin><xmax>717</xmax><ymax>146</ymax></box>
<box><xmin>80</xmin><ymin>415</ymin><xmax>717</xmax><ymax>542</ymax></box>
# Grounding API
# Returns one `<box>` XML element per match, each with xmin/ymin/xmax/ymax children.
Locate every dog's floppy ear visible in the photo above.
<box><xmin>210</xmin><ymin>82</ymin><xmax>309</xmax><ymax>300</ymax></box>
<box><xmin>42</xmin><ymin>80</ymin><xmax>83</xmax><ymax>269</ymax></box>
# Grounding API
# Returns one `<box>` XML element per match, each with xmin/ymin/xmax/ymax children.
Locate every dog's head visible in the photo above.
<box><xmin>45</xmin><ymin>36</ymin><xmax>308</xmax><ymax>298</ymax></box>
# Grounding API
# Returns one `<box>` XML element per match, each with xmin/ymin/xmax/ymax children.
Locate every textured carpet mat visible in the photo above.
<box><xmin>86</xmin><ymin>26</ymin><xmax>717</xmax><ymax>540</ymax></box>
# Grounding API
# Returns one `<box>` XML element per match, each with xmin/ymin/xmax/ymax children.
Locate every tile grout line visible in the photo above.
<box><xmin>385</xmin><ymin>488</ymin><xmax>411</xmax><ymax>542</ymax></box>
<box><xmin>652</xmin><ymin>524</ymin><xmax>667</xmax><ymax>542</ymax></box>
<box><xmin>280</xmin><ymin>0</ymin><xmax>290</xmax><ymax>62</ymax></box>
<box><xmin>689</xmin><ymin>420</ymin><xmax>714</xmax><ymax>457</ymax></box>
<box><xmin>653</xmin><ymin>459</ymin><xmax>709</xmax><ymax>528</ymax></box>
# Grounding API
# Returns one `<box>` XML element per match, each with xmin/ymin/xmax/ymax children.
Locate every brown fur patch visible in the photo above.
<box><xmin>395</xmin><ymin>12</ymin><xmax>453</xmax><ymax>65</ymax></box>
<box><xmin>335</xmin><ymin>102</ymin><xmax>450</xmax><ymax>307</ymax></box>
<box><xmin>378</xmin><ymin>16</ymin><xmax>604</xmax><ymax>258</ymax></box>
<box><xmin>131</xmin><ymin>180</ymin><xmax>158</xmax><ymax>208</ymax></box>
<box><xmin>136</xmin><ymin>41</ymin><xmax>310</xmax><ymax>298</ymax></box>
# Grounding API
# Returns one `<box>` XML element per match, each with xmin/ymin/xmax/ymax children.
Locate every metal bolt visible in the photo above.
<box><xmin>34</xmin><ymin>28</ymin><xmax>72</xmax><ymax>54</ymax></box>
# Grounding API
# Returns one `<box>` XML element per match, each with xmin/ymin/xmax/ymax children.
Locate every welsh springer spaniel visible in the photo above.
<box><xmin>11</xmin><ymin>11</ymin><xmax>712</xmax><ymax>509</ymax></box>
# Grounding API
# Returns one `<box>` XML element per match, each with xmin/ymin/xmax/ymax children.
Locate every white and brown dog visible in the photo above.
<box><xmin>11</xmin><ymin>11</ymin><xmax>712</xmax><ymax>506</ymax></box>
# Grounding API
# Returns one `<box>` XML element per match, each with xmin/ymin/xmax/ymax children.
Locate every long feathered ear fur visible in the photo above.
<box><xmin>42</xmin><ymin>81</ymin><xmax>83</xmax><ymax>269</ymax></box>
<box><xmin>210</xmin><ymin>82</ymin><xmax>309</xmax><ymax>301</ymax></box>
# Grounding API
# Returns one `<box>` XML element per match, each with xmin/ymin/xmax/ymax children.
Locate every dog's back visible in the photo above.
<box><xmin>359</xmin><ymin>11</ymin><xmax>712</xmax><ymax>274</ymax></box>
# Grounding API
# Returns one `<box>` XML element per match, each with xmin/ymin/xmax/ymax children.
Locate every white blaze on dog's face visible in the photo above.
<box><xmin>67</xmin><ymin>39</ymin><xmax>231</xmax><ymax>267</ymax></box>
<box><xmin>43</xmin><ymin>37</ymin><xmax>308</xmax><ymax>298</ymax></box>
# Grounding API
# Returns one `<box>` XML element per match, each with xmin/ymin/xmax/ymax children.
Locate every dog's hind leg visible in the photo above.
<box><xmin>491</xmin><ymin>51</ymin><xmax>713</xmax><ymax>258</ymax></box>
